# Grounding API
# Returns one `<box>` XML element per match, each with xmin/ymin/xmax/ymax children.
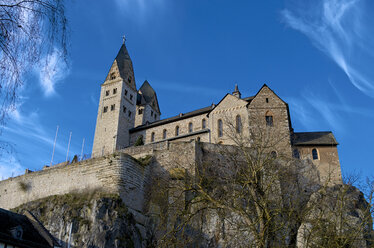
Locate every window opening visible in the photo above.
<box><xmin>218</xmin><ymin>119</ymin><xmax>223</xmax><ymax>137</ymax></box>
<box><xmin>105</xmin><ymin>90</ymin><xmax>109</xmax><ymax>96</ymax></box>
<box><xmin>110</xmin><ymin>104</ymin><xmax>115</xmax><ymax>111</ymax></box>
<box><xmin>175</xmin><ymin>126</ymin><xmax>180</xmax><ymax>136</ymax></box>
<box><xmin>113</xmin><ymin>88</ymin><xmax>117</xmax><ymax>94</ymax></box>
<box><xmin>128</xmin><ymin>111</ymin><xmax>132</xmax><ymax>117</ymax></box>
<box><xmin>163</xmin><ymin>129</ymin><xmax>167</xmax><ymax>139</ymax></box>
<box><xmin>202</xmin><ymin>119</ymin><xmax>206</xmax><ymax>129</ymax></box>
<box><xmin>103</xmin><ymin>106</ymin><xmax>108</xmax><ymax>113</ymax></box>
<box><xmin>125</xmin><ymin>89</ymin><xmax>128</xmax><ymax>96</ymax></box>
<box><xmin>151</xmin><ymin>132</ymin><xmax>155</xmax><ymax>142</ymax></box>
<box><xmin>123</xmin><ymin>106</ymin><xmax>126</xmax><ymax>113</ymax></box>
<box><xmin>188</xmin><ymin>123</ymin><xmax>193</xmax><ymax>133</ymax></box>
<box><xmin>266</xmin><ymin>98</ymin><xmax>269</xmax><ymax>103</ymax></box>
<box><xmin>271</xmin><ymin>151</ymin><xmax>277</xmax><ymax>158</ymax></box>
<box><xmin>110</xmin><ymin>72</ymin><xmax>116</xmax><ymax>80</ymax></box>
<box><xmin>293</xmin><ymin>149</ymin><xmax>300</xmax><ymax>159</ymax></box>
<box><xmin>130</xmin><ymin>94</ymin><xmax>133</xmax><ymax>100</ymax></box>
<box><xmin>312</xmin><ymin>149</ymin><xmax>319</xmax><ymax>160</ymax></box>
<box><xmin>266</xmin><ymin>115</ymin><xmax>273</xmax><ymax>127</ymax></box>
<box><xmin>236</xmin><ymin>115</ymin><xmax>242</xmax><ymax>133</ymax></box>
<box><xmin>138</xmin><ymin>109</ymin><xmax>143</xmax><ymax>114</ymax></box>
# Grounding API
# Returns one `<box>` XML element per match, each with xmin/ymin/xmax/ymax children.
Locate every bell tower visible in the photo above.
<box><xmin>92</xmin><ymin>38</ymin><xmax>137</xmax><ymax>157</ymax></box>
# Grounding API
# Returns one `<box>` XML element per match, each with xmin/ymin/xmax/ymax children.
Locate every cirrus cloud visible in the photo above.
<box><xmin>282</xmin><ymin>0</ymin><xmax>374</xmax><ymax>98</ymax></box>
<box><xmin>38</xmin><ymin>48</ymin><xmax>69</xmax><ymax>97</ymax></box>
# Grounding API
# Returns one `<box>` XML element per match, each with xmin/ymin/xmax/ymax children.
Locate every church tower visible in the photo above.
<box><xmin>135</xmin><ymin>80</ymin><xmax>161</xmax><ymax>127</ymax></box>
<box><xmin>92</xmin><ymin>40</ymin><xmax>137</xmax><ymax>157</ymax></box>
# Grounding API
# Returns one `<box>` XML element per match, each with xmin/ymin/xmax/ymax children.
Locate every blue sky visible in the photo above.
<box><xmin>1</xmin><ymin>0</ymin><xmax>373</xmax><ymax>180</ymax></box>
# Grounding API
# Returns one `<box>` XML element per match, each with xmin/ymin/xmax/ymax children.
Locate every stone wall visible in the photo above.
<box><xmin>92</xmin><ymin>79</ymin><xmax>138</xmax><ymax>157</ymax></box>
<box><xmin>296</xmin><ymin>145</ymin><xmax>342</xmax><ymax>185</ymax></box>
<box><xmin>248</xmin><ymin>85</ymin><xmax>293</xmax><ymax>156</ymax></box>
<box><xmin>0</xmin><ymin>153</ymin><xmax>150</xmax><ymax>212</ymax></box>
<box><xmin>0</xmin><ymin>140</ymin><xmax>342</xmax><ymax>221</ymax></box>
<box><xmin>208</xmin><ymin>94</ymin><xmax>250</xmax><ymax>145</ymax></box>
<box><xmin>130</xmin><ymin>113</ymin><xmax>209</xmax><ymax>145</ymax></box>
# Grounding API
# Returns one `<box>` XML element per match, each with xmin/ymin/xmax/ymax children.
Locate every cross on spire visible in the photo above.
<box><xmin>122</xmin><ymin>35</ymin><xmax>126</xmax><ymax>44</ymax></box>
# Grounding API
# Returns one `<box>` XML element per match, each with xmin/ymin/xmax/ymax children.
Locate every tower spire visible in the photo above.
<box><xmin>232</xmin><ymin>83</ymin><xmax>241</xmax><ymax>98</ymax></box>
<box><xmin>104</xmin><ymin>39</ymin><xmax>136</xmax><ymax>91</ymax></box>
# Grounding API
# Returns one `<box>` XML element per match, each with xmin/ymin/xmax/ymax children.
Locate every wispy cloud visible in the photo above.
<box><xmin>282</xmin><ymin>0</ymin><xmax>374</xmax><ymax>97</ymax></box>
<box><xmin>38</xmin><ymin>48</ymin><xmax>69</xmax><ymax>97</ymax></box>
<box><xmin>0</xmin><ymin>153</ymin><xmax>25</xmax><ymax>180</ymax></box>
<box><xmin>114</xmin><ymin>0</ymin><xmax>166</xmax><ymax>20</ymax></box>
<box><xmin>287</xmin><ymin>82</ymin><xmax>374</xmax><ymax>133</ymax></box>
<box><xmin>5</xmin><ymin>109</ymin><xmax>68</xmax><ymax>156</ymax></box>
<box><xmin>1</xmin><ymin>101</ymin><xmax>82</xmax><ymax>175</ymax></box>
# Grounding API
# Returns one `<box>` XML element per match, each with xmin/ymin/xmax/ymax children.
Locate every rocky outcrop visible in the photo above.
<box><xmin>7</xmin><ymin>158</ymin><xmax>373</xmax><ymax>248</ymax></box>
<box><xmin>297</xmin><ymin>185</ymin><xmax>373</xmax><ymax>248</ymax></box>
<box><xmin>12</xmin><ymin>191</ymin><xmax>150</xmax><ymax>248</ymax></box>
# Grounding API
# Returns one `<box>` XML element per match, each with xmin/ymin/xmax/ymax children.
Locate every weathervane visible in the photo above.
<box><xmin>122</xmin><ymin>35</ymin><xmax>126</xmax><ymax>44</ymax></box>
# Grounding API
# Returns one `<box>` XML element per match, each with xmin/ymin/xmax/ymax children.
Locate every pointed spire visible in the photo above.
<box><xmin>232</xmin><ymin>83</ymin><xmax>241</xmax><ymax>98</ymax></box>
<box><xmin>138</xmin><ymin>80</ymin><xmax>161</xmax><ymax>114</ymax></box>
<box><xmin>104</xmin><ymin>39</ymin><xmax>136</xmax><ymax>91</ymax></box>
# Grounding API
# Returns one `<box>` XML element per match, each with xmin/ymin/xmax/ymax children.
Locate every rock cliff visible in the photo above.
<box><xmin>10</xmin><ymin>183</ymin><xmax>373</xmax><ymax>248</ymax></box>
<box><xmin>12</xmin><ymin>191</ymin><xmax>150</xmax><ymax>248</ymax></box>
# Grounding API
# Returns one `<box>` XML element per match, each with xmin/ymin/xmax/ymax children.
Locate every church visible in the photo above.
<box><xmin>92</xmin><ymin>41</ymin><xmax>342</xmax><ymax>184</ymax></box>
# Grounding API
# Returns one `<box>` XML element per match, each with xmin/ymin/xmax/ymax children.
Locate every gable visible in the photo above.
<box><xmin>248</xmin><ymin>84</ymin><xmax>287</xmax><ymax>108</ymax></box>
<box><xmin>209</xmin><ymin>94</ymin><xmax>248</xmax><ymax>116</ymax></box>
<box><xmin>103</xmin><ymin>44</ymin><xmax>137</xmax><ymax>91</ymax></box>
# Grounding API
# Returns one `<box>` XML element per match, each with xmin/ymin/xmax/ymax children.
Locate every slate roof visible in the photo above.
<box><xmin>130</xmin><ymin>93</ymin><xmax>257</xmax><ymax>133</ymax></box>
<box><xmin>137</xmin><ymin>80</ymin><xmax>161</xmax><ymax>113</ymax></box>
<box><xmin>242</xmin><ymin>96</ymin><xmax>254</xmax><ymax>102</ymax></box>
<box><xmin>105</xmin><ymin>43</ymin><xmax>137</xmax><ymax>90</ymax></box>
<box><xmin>292</xmin><ymin>132</ymin><xmax>338</xmax><ymax>146</ymax></box>
<box><xmin>130</xmin><ymin>105</ymin><xmax>213</xmax><ymax>132</ymax></box>
<box><xmin>0</xmin><ymin>208</ymin><xmax>59</xmax><ymax>248</ymax></box>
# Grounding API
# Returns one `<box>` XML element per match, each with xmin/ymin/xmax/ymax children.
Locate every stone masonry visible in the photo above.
<box><xmin>91</xmin><ymin>41</ymin><xmax>342</xmax><ymax>185</ymax></box>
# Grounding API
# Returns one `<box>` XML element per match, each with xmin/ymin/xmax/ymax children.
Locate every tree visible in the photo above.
<box><xmin>148</xmin><ymin>112</ymin><xmax>373</xmax><ymax>248</ymax></box>
<box><xmin>0</xmin><ymin>0</ymin><xmax>68</xmax><ymax>129</ymax></box>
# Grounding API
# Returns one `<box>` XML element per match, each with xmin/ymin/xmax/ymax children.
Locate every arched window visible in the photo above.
<box><xmin>188</xmin><ymin>123</ymin><xmax>193</xmax><ymax>133</ymax></box>
<box><xmin>293</xmin><ymin>149</ymin><xmax>300</xmax><ymax>159</ymax></box>
<box><xmin>218</xmin><ymin>119</ymin><xmax>223</xmax><ymax>137</ymax></box>
<box><xmin>312</xmin><ymin>148</ymin><xmax>319</xmax><ymax>160</ymax></box>
<box><xmin>202</xmin><ymin>119</ymin><xmax>206</xmax><ymax>129</ymax></box>
<box><xmin>163</xmin><ymin>129</ymin><xmax>167</xmax><ymax>139</ymax></box>
<box><xmin>175</xmin><ymin>126</ymin><xmax>180</xmax><ymax>136</ymax></box>
<box><xmin>271</xmin><ymin>151</ymin><xmax>277</xmax><ymax>158</ymax></box>
<box><xmin>236</xmin><ymin>115</ymin><xmax>242</xmax><ymax>133</ymax></box>
<box><xmin>265</xmin><ymin>111</ymin><xmax>273</xmax><ymax>127</ymax></box>
<box><xmin>110</xmin><ymin>72</ymin><xmax>116</xmax><ymax>80</ymax></box>
<box><xmin>151</xmin><ymin>132</ymin><xmax>155</xmax><ymax>142</ymax></box>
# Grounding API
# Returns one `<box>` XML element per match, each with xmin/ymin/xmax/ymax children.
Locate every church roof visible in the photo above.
<box><xmin>292</xmin><ymin>132</ymin><xmax>338</xmax><ymax>146</ymax></box>
<box><xmin>130</xmin><ymin>105</ymin><xmax>213</xmax><ymax>133</ymax></box>
<box><xmin>130</xmin><ymin>92</ymin><xmax>256</xmax><ymax>133</ymax></box>
<box><xmin>242</xmin><ymin>96</ymin><xmax>255</xmax><ymax>102</ymax></box>
<box><xmin>137</xmin><ymin>80</ymin><xmax>161</xmax><ymax>113</ymax></box>
<box><xmin>104</xmin><ymin>43</ymin><xmax>136</xmax><ymax>90</ymax></box>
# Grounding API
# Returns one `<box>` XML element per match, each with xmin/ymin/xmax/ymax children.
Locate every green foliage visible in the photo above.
<box><xmin>136</xmin><ymin>155</ymin><xmax>152</xmax><ymax>167</ymax></box>
<box><xmin>134</xmin><ymin>135</ymin><xmax>144</xmax><ymax>146</ymax></box>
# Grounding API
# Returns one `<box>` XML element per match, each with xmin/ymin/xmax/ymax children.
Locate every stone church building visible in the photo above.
<box><xmin>92</xmin><ymin>42</ymin><xmax>342</xmax><ymax>184</ymax></box>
